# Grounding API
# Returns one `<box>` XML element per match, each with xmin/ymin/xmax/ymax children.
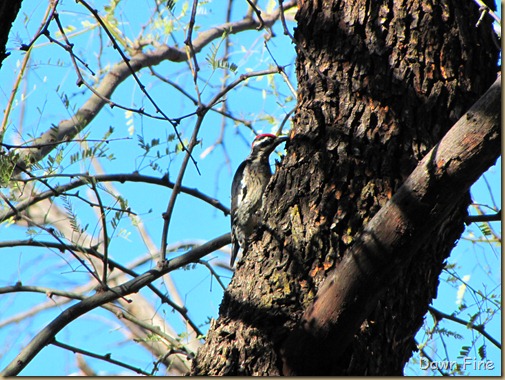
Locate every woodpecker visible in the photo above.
<box><xmin>230</xmin><ymin>133</ymin><xmax>288</xmax><ymax>267</ymax></box>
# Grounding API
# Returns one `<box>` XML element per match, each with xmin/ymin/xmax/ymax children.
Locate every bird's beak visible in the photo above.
<box><xmin>275</xmin><ymin>136</ymin><xmax>289</xmax><ymax>144</ymax></box>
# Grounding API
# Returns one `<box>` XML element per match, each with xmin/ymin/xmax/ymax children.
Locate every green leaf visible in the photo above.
<box><xmin>458</xmin><ymin>345</ymin><xmax>471</xmax><ymax>358</ymax></box>
<box><xmin>478</xmin><ymin>344</ymin><xmax>487</xmax><ymax>360</ymax></box>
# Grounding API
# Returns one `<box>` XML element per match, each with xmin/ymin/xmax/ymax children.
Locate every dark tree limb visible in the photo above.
<box><xmin>280</xmin><ymin>76</ymin><xmax>501</xmax><ymax>375</ymax></box>
<box><xmin>465</xmin><ymin>210</ymin><xmax>501</xmax><ymax>224</ymax></box>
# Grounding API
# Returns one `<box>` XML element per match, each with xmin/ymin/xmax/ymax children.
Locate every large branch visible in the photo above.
<box><xmin>280</xmin><ymin>75</ymin><xmax>501</xmax><ymax>375</ymax></box>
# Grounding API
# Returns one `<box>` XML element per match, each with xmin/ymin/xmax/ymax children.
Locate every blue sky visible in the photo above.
<box><xmin>0</xmin><ymin>0</ymin><xmax>501</xmax><ymax>376</ymax></box>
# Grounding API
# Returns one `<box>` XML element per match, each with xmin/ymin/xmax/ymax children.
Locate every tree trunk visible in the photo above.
<box><xmin>191</xmin><ymin>0</ymin><xmax>498</xmax><ymax>375</ymax></box>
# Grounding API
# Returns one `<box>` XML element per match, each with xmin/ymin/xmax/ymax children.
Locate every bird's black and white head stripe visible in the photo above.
<box><xmin>249</xmin><ymin>134</ymin><xmax>288</xmax><ymax>161</ymax></box>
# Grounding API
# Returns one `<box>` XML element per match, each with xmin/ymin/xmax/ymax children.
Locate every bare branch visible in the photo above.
<box><xmin>428</xmin><ymin>306</ymin><xmax>501</xmax><ymax>349</ymax></box>
<box><xmin>245</xmin><ymin>0</ymin><xmax>265</xmax><ymax>30</ymax></box>
<box><xmin>0</xmin><ymin>172</ymin><xmax>229</xmax><ymax>222</ymax></box>
<box><xmin>51</xmin><ymin>339</ymin><xmax>151</xmax><ymax>376</ymax></box>
<box><xmin>185</xmin><ymin>0</ymin><xmax>200</xmax><ymax>81</ymax></box>
<box><xmin>88</xmin><ymin>180</ymin><xmax>109</xmax><ymax>285</ymax></box>
<box><xmin>197</xmin><ymin>259</ymin><xmax>228</xmax><ymax>291</ymax></box>
<box><xmin>1</xmin><ymin>233</ymin><xmax>231</xmax><ymax>376</ymax></box>
<box><xmin>465</xmin><ymin>210</ymin><xmax>501</xmax><ymax>224</ymax></box>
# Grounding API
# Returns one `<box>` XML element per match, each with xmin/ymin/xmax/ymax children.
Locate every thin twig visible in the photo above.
<box><xmin>0</xmin><ymin>2</ymin><xmax>57</xmax><ymax>138</ymax></box>
<box><xmin>277</xmin><ymin>0</ymin><xmax>327</xmax><ymax>83</ymax></box>
<box><xmin>51</xmin><ymin>339</ymin><xmax>151</xmax><ymax>376</ymax></box>
<box><xmin>197</xmin><ymin>259</ymin><xmax>227</xmax><ymax>291</ymax></box>
<box><xmin>471</xmin><ymin>0</ymin><xmax>501</xmax><ymax>25</ymax></box>
<box><xmin>89</xmin><ymin>180</ymin><xmax>109</xmax><ymax>285</ymax></box>
<box><xmin>47</xmin><ymin>11</ymin><xmax>96</xmax><ymax>76</ymax></box>
<box><xmin>264</xmin><ymin>41</ymin><xmax>297</xmax><ymax>97</ymax></box>
<box><xmin>245</xmin><ymin>0</ymin><xmax>265</xmax><ymax>30</ymax></box>
<box><xmin>184</xmin><ymin>0</ymin><xmax>200</xmax><ymax>82</ymax></box>
<box><xmin>51</xmin><ymin>5</ymin><xmax>181</xmax><ymax>123</ymax></box>
<box><xmin>1</xmin><ymin>283</ymin><xmax>196</xmax><ymax>371</ymax></box>
<box><xmin>149</xmin><ymin>67</ymin><xmax>256</xmax><ymax>128</ymax></box>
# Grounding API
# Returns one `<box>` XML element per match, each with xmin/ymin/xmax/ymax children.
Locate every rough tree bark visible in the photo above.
<box><xmin>280</xmin><ymin>75</ymin><xmax>501</xmax><ymax>375</ymax></box>
<box><xmin>191</xmin><ymin>0</ymin><xmax>498</xmax><ymax>375</ymax></box>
